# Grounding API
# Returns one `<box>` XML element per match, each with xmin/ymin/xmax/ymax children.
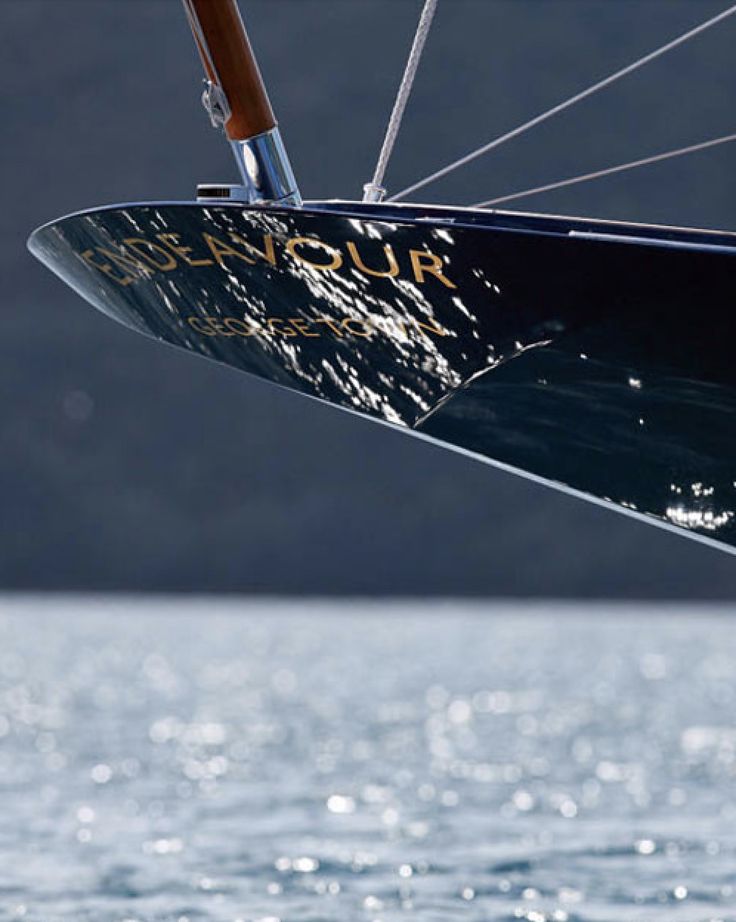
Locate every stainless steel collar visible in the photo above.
<box><xmin>229</xmin><ymin>127</ymin><xmax>302</xmax><ymax>207</ymax></box>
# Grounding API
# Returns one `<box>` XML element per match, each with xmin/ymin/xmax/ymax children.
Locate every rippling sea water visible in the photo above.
<box><xmin>1</xmin><ymin>598</ymin><xmax>735</xmax><ymax>922</ymax></box>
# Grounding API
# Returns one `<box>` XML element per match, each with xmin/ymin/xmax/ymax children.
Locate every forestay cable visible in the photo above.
<box><xmin>363</xmin><ymin>0</ymin><xmax>439</xmax><ymax>203</ymax></box>
<box><xmin>390</xmin><ymin>3</ymin><xmax>736</xmax><ymax>203</ymax></box>
<box><xmin>475</xmin><ymin>132</ymin><xmax>736</xmax><ymax>208</ymax></box>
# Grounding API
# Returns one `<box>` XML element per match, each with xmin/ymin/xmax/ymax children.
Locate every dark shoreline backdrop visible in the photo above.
<box><xmin>3</xmin><ymin>0</ymin><xmax>736</xmax><ymax>597</ymax></box>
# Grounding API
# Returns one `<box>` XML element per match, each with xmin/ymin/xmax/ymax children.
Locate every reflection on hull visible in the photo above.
<box><xmin>28</xmin><ymin>200</ymin><xmax>736</xmax><ymax>552</ymax></box>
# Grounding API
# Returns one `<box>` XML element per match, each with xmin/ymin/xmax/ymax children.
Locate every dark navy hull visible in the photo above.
<box><xmin>28</xmin><ymin>200</ymin><xmax>736</xmax><ymax>552</ymax></box>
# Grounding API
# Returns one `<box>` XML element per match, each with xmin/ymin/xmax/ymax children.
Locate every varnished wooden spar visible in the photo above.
<box><xmin>184</xmin><ymin>0</ymin><xmax>275</xmax><ymax>141</ymax></box>
<box><xmin>182</xmin><ymin>0</ymin><xmax>301</xmax><ymax>205</ymax></box>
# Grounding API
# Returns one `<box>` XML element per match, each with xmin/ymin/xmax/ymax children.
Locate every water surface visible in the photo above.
<box><xmin>0</xmin><ymin>598</ymin><xmax>734</xmax><ymax>921</ymax></box>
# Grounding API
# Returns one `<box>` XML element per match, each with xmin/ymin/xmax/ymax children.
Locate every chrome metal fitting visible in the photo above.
<box><xmin>229</xmin><ymin>127</ymin><xmax>302</xmax><ymax>207</ymax></box>
<box><xmin>196</xmin><ymin>184</ymin><xmax>250</xmax><ymax>203</ymax></box>
<box><xmin>201</xmin><ymin>79</ymin><xmax>231</xmax><ymax>129</ymax></box>
<box><xmin>362</xmin><ymin>182</ymin><xmax>387</xmax><ymax>204</ymax></box>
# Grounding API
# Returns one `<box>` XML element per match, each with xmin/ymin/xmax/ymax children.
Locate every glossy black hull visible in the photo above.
<box><xmin>28</xmin><ymin>200</ymin><xmax>736</xmax><ymax>551</ymax></box>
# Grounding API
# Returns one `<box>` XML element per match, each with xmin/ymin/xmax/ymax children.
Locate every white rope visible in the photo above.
<box><xmin>363</xmin><ymin>0</ymin><xmax>439</xmax><ymax>203</ymax></box>
<box><xmin>475</xmin><ymin>132</ymin><xmax>736</xmax><ymax>208</ymax></box>
<box><xmin>390</xmin><ymin>3</ymin><xmax>736</xmax><ymax>203</ymax></box>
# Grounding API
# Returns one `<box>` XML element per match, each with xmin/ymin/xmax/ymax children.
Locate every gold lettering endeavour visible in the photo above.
<box><xmin>346</xmin><ymin>242</ymin><xmax>400</xmax><ymax>278</ymax></box>
<box><xmin>122</xmin><ymin>239</ymin><xmax>177</xmax><ymax>271</ymax></box>
<box><xmin>409</xmin><ymin>250</ymin><xmax>457</xmax><ymax>289</ymax></box>
<box><xmin>202</xmin><ymin>233</ymin><xmax>256</xmax><ymax>270</ymax></box>
<box><xmin>230</xmin><ymin>232</ymin><xmax>277</xmax><ymax>266</ymax></box>
<box><xmin>285</xmin><ymin>238</ymin><xmax>343</xmax><ymax>272</ymax></box>
<box><xmin>80</xmin><ymin>249</ymin><xmax>135</xmax><ymax>286</ymax></box>
<box><xmin>79</xmin><ymin>229</ymin><xmax>459</xmax><ymax>289</ymax></box>
<box><xmin>157</xmin><ymin>233</ymin><xmax>214</xmax><ymax>267</ymax></box>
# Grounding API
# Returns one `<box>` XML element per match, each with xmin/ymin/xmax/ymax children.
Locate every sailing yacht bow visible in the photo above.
<box><xmin>28</xmin><ymin>0</ymin><xmax>736</xmax><ymax>553</ymax></box>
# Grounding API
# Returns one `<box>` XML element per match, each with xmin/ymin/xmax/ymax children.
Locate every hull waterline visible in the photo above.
<box><xmin>28</xmin><ymin>200</ymin><xmax>736</xmax><ymax>552</ymax></box>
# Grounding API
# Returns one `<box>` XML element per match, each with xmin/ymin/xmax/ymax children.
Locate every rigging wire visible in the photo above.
<box><xmin>475</xmin><ymin>132</ymin><xmax>736</xmax><ymax>208</ymax></box>
<box><xmin>389</xmin><ymin>3</ymin><xmax>736</xmax><ymax>203</ymax></box>
<box><xmin>363</xmin><ymin>0</ymin><xmax>439</xmax><ymax>203</ymax></box>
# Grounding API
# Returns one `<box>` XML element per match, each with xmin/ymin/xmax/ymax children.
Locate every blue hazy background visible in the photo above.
<box><xmin>3</xmin><ymin>0</ymin><xmax>736</xmax><ymax>596</ymax></box>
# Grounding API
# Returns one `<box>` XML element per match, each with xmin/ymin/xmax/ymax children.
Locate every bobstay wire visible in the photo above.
<box><xmin>371</xmin><ymin>2</ymin><xmax>736</xmax><ymax>206</ymax></box>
